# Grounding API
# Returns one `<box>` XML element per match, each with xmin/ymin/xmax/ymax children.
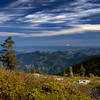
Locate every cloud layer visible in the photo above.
<box><xmin>0</xmin><ymin>0</ymin><xmax>100</xmax><ymax>37</ymax></box>
<box><xmin>0</xmin><ymin>24</ymin><xmax>100</xmax><ymax>37</ymax></box>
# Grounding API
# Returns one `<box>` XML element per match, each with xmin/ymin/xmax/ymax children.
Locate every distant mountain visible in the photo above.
<box><xmin>15</xmin><ymin>46</ymin><xmax>75</xmax><ymax>52</ymax></box>
<box><xmin>15</xmin><ymin>46</ymin><xmax>100</xmax><ymax>52</ymax></box>
<box><xmin>16</xmin><ymin>48</ymin><xmax>100</xmax><ymax>74</ymax></box>
<box><xmin>59</xmin><ymin>56</ymin><xmax>100</xmax><ymax>76</ymax></box>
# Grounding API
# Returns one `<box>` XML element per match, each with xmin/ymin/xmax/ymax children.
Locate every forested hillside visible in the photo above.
<box><xmin>59</xmin><ymin>56</ymin><xmax>100</xmax><ymax>76</ymax></box>
<box><xmin>72</xmin><ymin>56</ymin><xmax>100</xmax><ymax>76</ymax></box>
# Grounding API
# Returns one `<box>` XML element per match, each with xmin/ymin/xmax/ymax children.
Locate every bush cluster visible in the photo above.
<box><xmin>0</xmin><ymin>68</ymin><xmax>99</xmax><ymax>100</ymax></box>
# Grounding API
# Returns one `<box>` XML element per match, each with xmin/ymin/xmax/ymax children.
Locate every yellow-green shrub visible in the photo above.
<box><xmin>0</xmin><ymin>69</ymin><xmax>27</xmax><ymax>100</ymax></box>
<box><xmin>28</xmin><ymin>82</ymin><xmax>93</xmax><ymax>100</ymax></box>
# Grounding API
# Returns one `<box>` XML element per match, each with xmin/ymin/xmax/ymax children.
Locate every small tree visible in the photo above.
<box><xmin>0</xmin><ymin>37</ymin><xmax>18</xmax><ymax>70</ymax></box>
<box><xmin>63</xmin><ymin>70</ymin><xmax>66</xmax><ymax>76</ymax></box>
<box><xmin>37</xmin><ymin>68</ymin><xmax>42</xmax><ymax>74</ymax></box>
<box><xmin>89</xmin><ymin>73</ymin><xmax>94</xmax><ymax>78</ymax></box>
<box><xmin>33</xmin><ymin>68</ymin><xmax>36</xmax><ymax>74</ymax></box>
<box><xmin>80</xmin><ymin>65</ymin><xmax>86</xmax><ymax>76</ymax></box>
<box><xmin>69</xmin><ymin>66</ymin><xmax>74</xmax><ymax>78</ymax></box>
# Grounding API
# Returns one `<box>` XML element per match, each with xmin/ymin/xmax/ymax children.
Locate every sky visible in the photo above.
<box><xmin>0</xmin><ymin>0</ymin><xmax>100</xmax><ymax>47</ymax></box>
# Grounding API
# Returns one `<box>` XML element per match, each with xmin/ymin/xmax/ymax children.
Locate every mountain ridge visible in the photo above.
<box><xmin>17</xmin><ymin>48</ymin><xmax>100</xmax><ymax>74</ymax></box>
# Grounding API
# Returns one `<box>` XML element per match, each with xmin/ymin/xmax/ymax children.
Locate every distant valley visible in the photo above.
<box><xmin>17</xmin><ymin>47</ymin><xmax>100</xmax><ymax>74</ymax></box>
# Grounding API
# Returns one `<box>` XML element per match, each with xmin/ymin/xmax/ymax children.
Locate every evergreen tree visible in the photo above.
<box><xmin>0</xmin><ymin>37</ymin><xmax>18</xmax><ymax>70</ymax></box>
<box><xmin>37</xmin><ymin>68</ymin><xmax>42</xmax><ymax>74</ymax></box>
<box><xmin>89</xmin><ymin>73</ymin><xmax>94</xmax><ymax>78</ymax></box>
<box><xmin>69</xmin><ymin>66</ymin><xmax>74</xmax><ymax>78</ymax></box>
<box><xmin>26</xmin><ymin>69</ymin><xmax>31</xmax><ymax>73</ymax></box>
<box><xmin>33</xmin><ymin>68</ymin><xmax>36</xmax><ymax>74</ymax></box>
<box><xmin>80</xmin><ymin>65</ymin><xmax>86</xmax><ymax>76</ymax></box>
<box><xmin>63</xmin><ymin>70</ymin><xmax>66</xmax><ymax>76</ymax></box>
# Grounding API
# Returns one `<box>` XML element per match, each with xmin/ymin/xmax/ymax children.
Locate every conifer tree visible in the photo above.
<box><xmin>89</xmin><ymin>73</ymin><xmax>94</xmax><ymax>78</ymax></box>
<box><xmin>69</xmin><ymin>66</ymin><xmax>74</xmax><ymax>78</ymax></box>
<box><xmin>33</xmin><ymin>68</ymin><xmax>36</xmax><ymax>73</ymax></box>
<box><xmin>63</xmin><ymin>70</ymin><xmax>66</xmax><ymax>76</ymax></box>
<box><xmin>80</xmin><ymin>65</ymin><xmax>86</xmax><ymax>76</ymax></box>
<box><xmin>0</xmin><ymin>37</ymin><xmax>18</xmax><ymax>70</ymax></box>
<box><xmin>37</xmin><ymin>68</ymin><xmax>42</xmax><ymax>74</ymax></box>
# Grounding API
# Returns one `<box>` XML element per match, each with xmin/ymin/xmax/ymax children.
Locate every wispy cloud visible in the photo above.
<box><xmin>0</xmin><ymin>24</ymin><xmax>100</xmax><ymax>37</ymax></box>
<box><xmin>16</xmin><ymin>0</ymin><xmax>100</xmax><ymax>28</ymax></box>
<box><xmin>78</xmin><ymin>24</ymin><xmax>100</xmax><ymax>31</ymax></box>
<box><xmin>0</xmin><ymin>12</ymin><xmax>24</xmax><ymax>24</ymax></box>
<box><xmin>0</xmin><ymin>0</ymin><xmax>100</xmax><ymax>36</ymax></box>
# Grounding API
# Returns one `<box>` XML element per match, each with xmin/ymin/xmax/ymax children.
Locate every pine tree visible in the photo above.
<box><xmin>89</xmin><ymin>73</ymin><xmax>94</xmax><ymax>78</ymax></box>
<box><xmin>80</xmin><ymin>65</ymin><xmax>86</xmax><ymax>76</ymax></box>
<box><xmin>0</xmin><ymin>37</ymin><xmax>18</xmax><ymax>70</ymax></box>
<box><xmin>33</xmin><ymin>68</ymin><xmax>36</xmax><ymax>74</ymax></box>
<box><xmin>69</xmin><ymin>66</ymin><xmax>74</xmax><ymax>78</ymax></box>
<box><xmin>63</xmin><ymin>70</ymin><xmax>66</xmax><ymax>76</ymax></box>
<box><xmin>37</xmin><ymin>68</ymin><xmax>42</xmax><ymax>74</ymax></box>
